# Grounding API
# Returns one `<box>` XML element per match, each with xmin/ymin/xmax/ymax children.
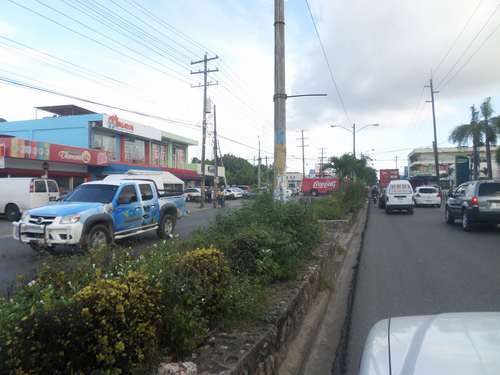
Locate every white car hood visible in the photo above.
<box><xmin>360</xmin><ymin>312</ymin><xmax>500</xmax><ymax>375</ymax></box>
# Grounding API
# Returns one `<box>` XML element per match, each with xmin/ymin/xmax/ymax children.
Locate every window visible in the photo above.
<box><xmin>173</xmin><ymin>147</ymin><xmax>185</xmax><ymax>168</ymax></box>
<box><xmin>160</xmin><ymin>144</ymin><xmax>168</xmax><ymax>167</ymax></box>
<box><xmin>162</xmin><ymin>183</ymin><xmax>184</xmax><ymax>196</ymax></box>
<box><xmin>418</xmin><ymin>187</ymin><xmax>437</xmax><ymax>194</ymax></box>
<box><xmin>93</xmin><ymin>133</ymin><xmax>117</xmax><ymax>161</ymax></box>
<box><xmin>118</xmin><ymin>185</ymin><xmax>138</xmax><ymax>203</ymax></box>
<box><xmin>139</xmin><ymin>184</ymin><xmax>154</xmax><ymax>200</ymax></box>
<box><xmin>151</xmin><ymin>143</ymin><xmax>161</xmax><ymax>166</ymax></box>
<box><xmin>65</xmin><ymin>184</ymin><xmax>118</xmax><ymax>203</ymax></box>
<box><xmin>388</xmin><ymin>183</ymin><xmax>412</xmax><ymax>194</ymax></box>
<box><xmin>478</xmin><ymin>182</ymin><xmax>500</xmax><ymax>196</ymax></box>
<box><xmin>34</xmin><ymin>180</ymin><xmax>46</xmax><ymax>193</ymax></box>
<box><xmin>47</xmin><ymin>180</ymin><xmax>59</xmax><ymax>192</ymax></box>
<box><xmin>124</xmin><ymin>139</ymin><xmax>146</xmax><ymax>164</ymax></box>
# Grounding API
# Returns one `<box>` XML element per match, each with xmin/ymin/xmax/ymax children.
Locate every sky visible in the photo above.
<box><xmin>0</xmin><ymin>0</ymin><xmax>499</xmax><ymax>175</ymax></box>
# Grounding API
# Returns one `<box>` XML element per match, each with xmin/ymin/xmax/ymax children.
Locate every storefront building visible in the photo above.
<box><xmin>0</xmin><ymin>105</ymin><xmax>199</xmax><ymax>183</ymax></box>
<box><xmin>0</xmin><ymin>136</ymin><xmax>108</xmax><ymax>192</ymax></box>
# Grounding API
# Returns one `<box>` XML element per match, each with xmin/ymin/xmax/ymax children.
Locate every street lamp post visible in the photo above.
<box><xmin>330</xmin><ymin>123</ymin><xmax>379</xmax><ymax>158</ymax></box>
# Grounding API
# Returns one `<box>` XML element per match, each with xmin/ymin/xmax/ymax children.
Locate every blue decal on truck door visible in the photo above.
<box><xmin>113</xmin><ymin>184</ymin><xmax>143</xmax><ymax>232</ymax></box>
<box><xmin>139</xmin><ymin>183</ymin><xmax>159</xmax><ymax>226</ymax></box>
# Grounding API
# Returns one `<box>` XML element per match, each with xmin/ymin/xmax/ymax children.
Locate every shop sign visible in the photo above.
<box><xmin>103</xmin><ymin>114</ymin><xmax>161</xmax><ymax>140</ymax></box>
<box><xmin>50</xmin><ymin>144</ymin><xmax>108</xmax><ymax>165</ymax></box>
<box><xmin>0</xmin><ymin>138</ymin><xmax>50</xmax><ymax>160</ymax></box>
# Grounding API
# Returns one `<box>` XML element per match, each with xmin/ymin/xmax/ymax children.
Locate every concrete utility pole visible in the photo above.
<box><xmin>426</xmin><ymin>78</ymin><xmax>440</xmax><ymax>187</ymax></box>
<box><xmin>191</xmin><ymin>53</ymin><xmax>218</xmax><ymax>207</ymax></box>
<box><xmin>395</xmin><ymin>155</ymin><xmax>398</xmax><ymax>169</ymax></box>
<box><xmin>213</xmin><ymin>104</ymin><xmax>218</xmax><ymax>208</ymax></box>
<box><xmin>257</xmin><ymin>137</ymin><xmax>261</xmax><ymax>190</ymax></box>
<box><xmin>352</xmin><ymin>123</ymin><xmax>356</xmax><ymax>159</ymax></box>
<box><xmin>297</xmin><ymin>129</ymin><xmax>309</xmax><ymax>179</ymax></box>
<box><xmin>274</xmin><ymin>0</ymin><xmax>286</xmax><ymax>198</ymax></box>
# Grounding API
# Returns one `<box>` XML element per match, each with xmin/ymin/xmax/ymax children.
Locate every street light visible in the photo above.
<box><xmin>330</xmin><ymin>123</ymin><xmax>379</xmax><ymax>158</ymax></box>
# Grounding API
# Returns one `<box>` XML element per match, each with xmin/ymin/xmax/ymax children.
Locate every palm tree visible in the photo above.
<box><xmin>480</xmin><ymin>97</ymin><xmax>497</xmax><ymax>179</ymax></box>
<box><xmin>449</xmin><ymin>105</ymin><xmax>482</xmax><ymax>180</ymax></box>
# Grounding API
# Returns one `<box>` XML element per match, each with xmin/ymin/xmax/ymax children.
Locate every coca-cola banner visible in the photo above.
<box><xmin>50</xmin><ymin>144</ymin><xmax>108</xmax><ymax>166</ymax></box>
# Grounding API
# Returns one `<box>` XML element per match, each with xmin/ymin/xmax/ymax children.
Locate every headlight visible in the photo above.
<box><xmin>60</xmin><ymin>214</ymin><xmax>81</xmax><ymax>224</ymax></box>
<box><xmin>21</xmin><ymin>211</ymin><xmax>30</xmax><ymax>221</ymax></box>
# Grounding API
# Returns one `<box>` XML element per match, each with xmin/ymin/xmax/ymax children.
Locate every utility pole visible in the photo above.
<box><xmin>425</xmin><ymin>78</ymin><xmax>440</xmax><ymax>187</ymax></box>
<box><xmin>191</xmin><ymin>53</ymin><xmax>218</xmax><ymax>207</ymax></box>
<box><xmin>352</xmin><ymin>123</ymin><xmax>356</xmax><ymax>158</ymax></box>
<box><xmin>274</xmin><ymin>0</ymin><xmax>286</xmax><ymax>199</ymax></box>
<box><xmin>395</xmin><ymin>155</ymin><xmax>398</xmax><ymax>169</ymax></box>
<box><xmin>297</xmin><ymin>129</ymin><xmax>309</xmax><ymax>179</ymax></box>
<box><xmin>265</xmin><ymin>155</ymin><xmax>269</xmax><ymax>188</ymax></box>
<box><xmin>213</xmin><ymin>104</ymin><xmax>218</xmax><ymax>208</ymax></box>
<box><xmin>257</xmin><ymin>137</ymin><xmax>261</xmax><ymax>190</ymax></box>
<box><xmin>318</xmin><ymin>147</ymin><xmax>326</xmax><ymax>177</ymax></box>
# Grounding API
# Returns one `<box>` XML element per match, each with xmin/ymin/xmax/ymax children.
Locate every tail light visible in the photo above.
<box><xmin>471</xmin><ymin>196</ymin><xmax>479</xmax><ymax>206</ymax></box>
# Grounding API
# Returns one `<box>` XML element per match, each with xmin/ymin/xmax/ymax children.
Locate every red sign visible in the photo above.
<box><xmin>379</xmin><ymin>169</ymin><xmax>400</xmax><ymax>188</ymax></box>
<box><xmin>0</xmin><ymin>137</ymin><xmax>108</xmax><ymax>166</ymax></box>
<box><xmin>107</xmin><ymin>114</ymin><xmax>134</xmax><ymax>132</ymax></box>
<box><xmin>302</xmin><ymin>178</ymin><xmax>339</xmax><ymax>195</ymax></box>
<box><xmin>50</xmin><ymin>144</ymin><xmax>108</xmax><ymax>166</ymax></box>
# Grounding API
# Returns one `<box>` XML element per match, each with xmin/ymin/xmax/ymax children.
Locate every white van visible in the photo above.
<box><xmin>0</xmin><ymin>178</ymin><xmax>60</xmax><ymax>221</ymax></box>
<box><xmin>385</xmin><ymin>179</ymin><xmax>414</xmax><ymax>214</ymax></box>
<box><xmin>103</xmin><ymin>170</ymin><xmax>184</xmax><ymax>197</ymax></box>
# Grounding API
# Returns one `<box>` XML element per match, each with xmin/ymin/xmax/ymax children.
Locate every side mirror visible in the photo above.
<box><xmin>118</xmin><ymin>195</ymin><xmax>131</xmax><ymax>205</ymax></box>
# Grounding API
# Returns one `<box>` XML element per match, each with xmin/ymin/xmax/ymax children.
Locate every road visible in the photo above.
<box><xmin>343</xmin><ymin>205</ymin><xmax>500</xmax><ymax>374</ymax></box>
<box><xmin>0</xmin><ymin>200</ymin><xmax>242</xmax><ymax>296</ymax></box>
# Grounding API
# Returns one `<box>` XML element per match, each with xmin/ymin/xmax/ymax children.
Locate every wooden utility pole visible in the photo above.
<box><xmin>274</xmin><ymin>0</ymin><xmax>286</xmax><ymax>198</ymax></box>
<box><xmin>426</xmin><ymin>78</ymin><xmax>440</xmax><ymax>187</ymax></box>
<box><xmin>257</xmin><ymin>137</ymin><xmax>262</xmax><ymax>190</ymax></box>
<box><xmin>191</xmin><ymin>53</ymin><xmax>218</xmax><ymax>207</ymax></box>
<box><xmin>213</xmin><ymin>104</ymin><xmax>218</xmax><ymax>208</ymax></box>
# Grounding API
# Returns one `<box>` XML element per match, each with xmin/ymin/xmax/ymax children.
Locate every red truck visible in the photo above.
<box><xmin>379</xmin><ymin>169</ymin><xmax>400</xmax><ymax>188</ymax></box>
<box><xmin>301</xmin><ymin>177</ymin><xmax>339</xmax><ymax>196</ymax></box>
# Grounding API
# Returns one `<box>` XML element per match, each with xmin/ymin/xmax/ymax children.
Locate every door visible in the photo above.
<box><xmin>139</xmin><ymin>183</ymin><xmax>159</xmax><ymax>226</ymax></box>
<box><xmin>30</xmin><ymin>179</ymin><xmax>50</xmax><ymax>209</ymax></box>
<box><xmin>113</xmin><ymin>184</ymin><xmax>143</xmax><ymax>232</ymax></box>
<box><xmin>46</xmin><ymin>180</ymin><xmax>60</xmax><ymax>202</ymax></box>
<box><xmin>449</xmin><ymin>184</ymin><xmax>467</xmax><ymax>215</ymax></box>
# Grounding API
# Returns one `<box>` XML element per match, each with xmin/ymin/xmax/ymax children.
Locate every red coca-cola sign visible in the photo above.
<box><xmin>50</xmin><ymin>144</ymin><xmax>108</xmax><ymax>166</ymax></box>
<box><xmin>302</xmin><ymin>178</ymin><xmax>339</xmax><ymax>195</ymax></box>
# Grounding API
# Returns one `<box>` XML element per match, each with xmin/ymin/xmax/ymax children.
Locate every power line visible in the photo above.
<box><xmin>6</xmin><ymin>0</ymin><xmax>193</xmax><ymax>85</ymax></box>
<box><xmin>440</xmin><ymin>17</ymin><xmax>500</xmax><ymax>90</ymax></box>
<box><xmin>433</xmin><ymin>0</ymin><xmax>484</xmax><ymax>75</ymax></box>
<box><xmin>304</xmin><ymin>0</ymin><xmax>351</xmax><ymax>123</ymax></box>
<box><xmin>437</xmin><ymin>3</ymin><xmax>500</xmax><ymax>89</ymax></box>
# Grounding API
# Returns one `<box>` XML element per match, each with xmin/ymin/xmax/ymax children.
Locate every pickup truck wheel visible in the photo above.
<box><xmin>6</xmin><ymin>204</ymin><xmax>21</xmax><ymax>222</ymax></box>
<box><xmin>158</xmin><ymin>214</ymin><xmax>175</xmax><ymax>239</ymax></box>
<box><xmin>85</xmin><ymin>224</ymin><xmax>111</xmax><ymax>250</ymax></box>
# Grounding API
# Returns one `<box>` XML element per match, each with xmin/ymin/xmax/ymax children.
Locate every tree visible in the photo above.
<box><xmin>323</xmin><ymin>153</ymin><xmax>377</xmax><ymax>185</ymax></box>
<box><xmin>449</xmin><ymin>105</ymin><xmax>483</xmax><ymax>180</ymax></box>
<box><xmin>479</xmin><ymin>97</ymin><xmax>497</xmax><ymax>179</ymax></box>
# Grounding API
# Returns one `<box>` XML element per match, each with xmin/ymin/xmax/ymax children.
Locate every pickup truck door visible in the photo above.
<box><xmin>113</xmin><ymin>184</ymin><xmax>143</xmax><ymax>232</ymax></box>
<box><xmin>139</xmin><ymin>183</ymin><xmax>160</xmax><ymax>226</ymax></box>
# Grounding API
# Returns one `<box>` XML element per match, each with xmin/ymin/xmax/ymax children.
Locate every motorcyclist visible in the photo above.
<box><xmin>371</xmin><ymin>184</ymin><xmax>379</xmax><ymax>201</ymax></box>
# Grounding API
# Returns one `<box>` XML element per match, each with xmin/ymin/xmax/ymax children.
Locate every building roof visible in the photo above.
<box><xmin>35</xmin><ymin>105</ymin><xmax>97</xmax><ymax>116</ymax></box>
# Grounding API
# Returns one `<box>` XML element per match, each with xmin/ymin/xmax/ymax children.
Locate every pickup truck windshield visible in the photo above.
<box><xmin>65</xmin><ymin>184</ymin><xmax>118</xmax><ymax>203</ymax></box>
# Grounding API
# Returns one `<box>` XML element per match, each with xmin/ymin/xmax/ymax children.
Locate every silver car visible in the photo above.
<box><xmin>360</xmin><ymin>312</ymin><xmax>500</xmax><ymax>375</ymax></box>
<box><xmin>445</xmin><ymin>180</ymin><xmax>500</xmax><ymax>231</ymax></box>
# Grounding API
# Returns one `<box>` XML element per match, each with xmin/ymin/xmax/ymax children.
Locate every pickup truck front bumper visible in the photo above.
<box><xmin>13</xmin><ymin>221</ymin><xmax>84</xmax><ymax>246</ymax></box>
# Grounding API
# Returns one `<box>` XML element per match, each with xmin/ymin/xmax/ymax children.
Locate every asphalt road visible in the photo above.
<box><xmin>344</xmin><ymin>204</ymin><xmax>500</xmax><ymax>375</ymax></box>
<box><xmin>0</xmin><ymin>200</ymin><xmax>242</xmax><ymax>296</ymax></box>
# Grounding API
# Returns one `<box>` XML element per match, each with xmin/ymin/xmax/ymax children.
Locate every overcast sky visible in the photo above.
<box><xmin>1</xmin><ymin>0</ymin><xmax>499</xmax><ymax>174</ymax></box>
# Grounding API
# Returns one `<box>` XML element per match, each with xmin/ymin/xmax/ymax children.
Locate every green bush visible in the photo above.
<box><xmin>312</xmin><ymin>182</ymin><xmax>365</xmax><ymax>220</ymax></box>
<box><xmin>1</xmin><ymin>271</ymin><xmax>161</xmax><ymax>375</ymax></box>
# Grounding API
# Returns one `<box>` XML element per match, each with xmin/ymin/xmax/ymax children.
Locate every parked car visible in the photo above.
<box><xmin>224</xmin><ymin>188</ymin><xmax>243</xmax><ymax>199</ymax></box>
<box><xmin>359</xmin><ymin>312</ymin><xmax>500</xmax><ymax>375</ymax></box>
<box><xmin>445</xmin><ymin>180</ymin><xmax>500</xmax><ymax>231</ymax></box>
<box><xmin>13</xmin><ymin>180</ymin><xmax>179</xmax><ymax>252</ymax></box>
<box><xmin>0</xmin><ymin>177</ymin><xmax>59</xmax><ymax>221</ymax></box>
<box><xmin>231</xmin><ymin>186</ymin><xmax>249</xmax><ymax>198</ymax></box>
<box><xmin>385</xmin><ymin>180</ymin><xmax>414</xmax><ymax>214</ymax></box>
<box><xmin>184</xmin><ymin>187</ymin><xmax>201</xmax><ymax>202</ymax></box>
<box><xmin>413</xmin><ymin>185</ymin><xmax>441</xmax><ymax>207</ymax></box>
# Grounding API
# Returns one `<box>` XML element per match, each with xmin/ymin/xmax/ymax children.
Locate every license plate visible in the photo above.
<box><xmin>22</xmin><ymin>224</ymin><xmax>44</xmax><ymax>234</ymax></box>
<box><xmin>49</xmin><ymin>196</ymin><xmax>57</xmax><ymax>201</ymax></box>
<box><xmin>491</xmin><ymin>203</ymin><xmax>500</xmax><ymax>209</ymax></box>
